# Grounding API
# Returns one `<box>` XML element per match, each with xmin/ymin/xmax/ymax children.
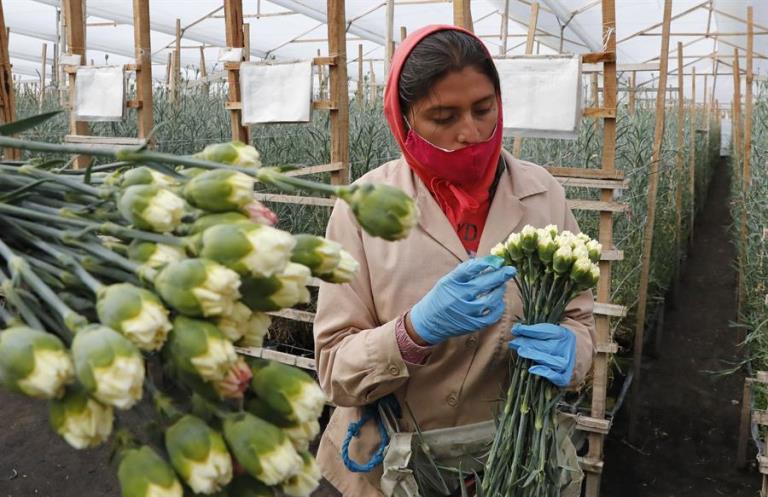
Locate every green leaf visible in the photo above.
<box><xmin>0</xmin><ymin>110</ymin><xmax>63</xmax><ymax>136</ymax></box>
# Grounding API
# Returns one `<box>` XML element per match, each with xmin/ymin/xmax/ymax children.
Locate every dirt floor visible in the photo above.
<box><xmin>601</xmin><ymin>160</ymin><xmax>760</xmax><ymax>497</ymax></box>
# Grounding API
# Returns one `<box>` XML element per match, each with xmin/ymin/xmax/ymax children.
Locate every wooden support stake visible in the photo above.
<box><xmin>385</xmin><ymin>0</ymin><xmax>394</xmax><ymax>75</ymax></box>
<box><xmin>165</xmin><ymin>52</ymin><xmax>172</xmax><ymax>86</ymax></box>
<box><xmin>737</xmin><ymin>378</ymin><xmax>753</xmax><ymax>469</ymax></box>
<box><xmin>0</xmin><ymin>1</ymin><xmax>18</xmax><ymax>160</ymax></box>
<box><xmin>356</xmin><ymin>44</ymin><xmax>364</xmax><ymax>106</ymax></box>
<box><xmin>327</xmin><ymin>0</ymin><xmax>350</xmax><ymax>186</ymax></box>
<box><xmin>62</xmin><ymin>0</ymin><xmax>89</xmax><ymax>168</ymax></box>
<box><xmin>199</xmin><ymin>46</ymin><xmax>209</xmax><ymax>95</ymax></box>
<box><xmin>512</xmin><ymin>1</ymin><xmax>539</xmax><ymax>158</ymax></box>
<box><xmin>453</xmin><ymin>0</ymin><xmax>473</xmax><ymax>32</ymax></box>
<box><xmin>39</xmin><ymin>43</ymin><xmax>47</xmax><ymax>110</ymax></box>
<box><xmin>628</xmin><ymin>70</ymin><xmax>636</xmax><ymax>114</ymax></box>
<box><xmin>689</xmin><ymin>66</ymin><xmax>696</xmax><ymax>244</ymax></box>
<box><xmin>171</xmin><ymin>18</ymin><xmax>181</xmax><ymax>103</ymax></box>
<box><xmin>739</xmin><ymin>7</ymin><xmax>754</xmax><ymax>316</ymax></box>
<box><xmin>133</xmin><ymin>0</ymin><xmax>154</xmax><ymax>141</ymax></box>
<box><xmin>223</xmin><ymin>0</ymin><xmax>249</xmax><ymax>143</ymax></box>
<box><xmin>500</xmin><ymin>0</ymin><xmax>510</xmax><ymax>55</ymax></box>
<box><xmin>400</xmin><ymin>26</ymin><xmax>408</xmax><ymax>42</ymax></box>
<box><xmin>629</xmin><ymin>0</ymin><xmax>673</xmax><ymax>443</ymax></box>
<box><xmin>243</xmin><ymin>23</ymin><xmax>250</xmax><ymax>61</ymax></box>
<box><xmin>369</xmin><ymin>59</ymin><xmax>377</xmax><ymax>107</ymax></box>
<box><xmin>674</xmin><ymin>43</ymin><xmax>684</xmax><ymax>290</ymax></box>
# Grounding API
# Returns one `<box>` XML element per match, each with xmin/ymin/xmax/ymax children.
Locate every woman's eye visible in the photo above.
<box><xmin>432</xmin><ymin>115</ymin><xmax>455</xmax><ymax>125</ymax></box>
<box><xmin>474</xmin><ymin>107</ymin><xmax>493</xmax><ymax>116</ymax></box>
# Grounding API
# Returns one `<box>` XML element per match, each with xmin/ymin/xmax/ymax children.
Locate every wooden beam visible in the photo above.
<box><xmin>711</xmin><ymin>6</ymin><xmax>768</xmax><ymax>33</ymax></box>
<box><xmin>628</xmin><ymin>71</ymin><xmax>636</xmax><ymax>114</ymax></box>
<box><xmin>739</xmin><ymin>7</ymin><xmax>754</xmax><ymax>316</ymax></box>
<box><xmin>0</xmin><ymin>0</ymin><xmax>18</xmax><ymax>160</ymax></box>
<box><xmin>328</xmin><ymin>0</ymin><xmax>350</xmax><ymax>186</ymax></box>
<box><xmin>453</xmin><ymin>0</ymin><xmax>473</xmax><ymax>32</ymax></box>
<box><xmin>618</xmin><ymin>1</ymin><xmax>708</xmax><ymax>44</ymax></box>
<box><xmin>630</xmin><ymin>0</ymin><xmax>672</xmax><ymax>443</ymax></box>
<box><xmin>223</xmin><ymin>0</ymin><xmax>249</xmax><ymax>143</ymax></box>
<box><xmin>674</xmin><ymin>42</ymin><xmax>684</xmax><ymax>291</ymax></box>
<box><xmin>62</xmin><ymin>0</ymin><xmax>89</xmax><ymax>168</ymax></box>
<box><xmin>38</xmin><ymin>43</ymin><xmax>47</xmax><ymax>110</ymax></box>
<box><xmin>637</xmin><ymin>31</ymin><xmax>768</xmax><ymax>36</ymax></box>
<box><xmin>199</xmin><ymin>46</ymin><xmax>209</xmax><ymax>95</ymax></box>
<box><xmin>133</xmin><ymin>0</ymin><xmax>154</xmax><ymax>140</ymax></box>
<box><xmin>356</xmin><ymin>44</ymin><xmax>364</xmax><ymax>106</ymax></box>
<box><xmin>400</xmin><ymin>26</ymin><xmax>408</xmax><ymax>42</ymax></box>
<box><xmin>512</xmin><ymin>1</ymin><xmax>539</xmax><ymax>158</ymax></box>
<box><xmin>500</xmin><ymin>0</ymin><xmax>510</xmax><ymax>55</ymax></box>
<box><xmin>384</xmin><ymin>0</ymin><xmax>394</xmax><ymax>75</ymax></box>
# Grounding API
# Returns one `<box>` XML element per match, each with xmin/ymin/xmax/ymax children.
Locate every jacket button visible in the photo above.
<box><xmin>466</xmin><ymin>335</ymin><xmax>478</xmax><ymax>347</ymax></box>
<box><xmin>447</xmin><ymin>394</ymin><xmax>458</xmax><ymax>407</ymax></box>
<box><xmin>388</xmin><ymin>364</ymin><xmax>400</xmax><ymax>376</ymax></box>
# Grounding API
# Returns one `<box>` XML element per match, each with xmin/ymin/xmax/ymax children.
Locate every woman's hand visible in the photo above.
<box><xmin>509</xmin><ymin>323</ymin><xmax>576</xmax><ymax>388</ymax></box>
<box><xmin>409</xmin><ymin>256</ymin><xmax>517</xmax><ymax>345</ymax></box>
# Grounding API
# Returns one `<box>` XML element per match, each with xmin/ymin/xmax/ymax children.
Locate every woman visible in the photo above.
<box><xmin>314</xmin><ymin>25</ymin><xmax>596</xmax><ymax>497</ymax></box>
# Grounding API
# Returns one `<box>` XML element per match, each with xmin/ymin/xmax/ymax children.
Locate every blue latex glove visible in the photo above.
<box><xmin>410</xmin><ymin>256</ymin><xmax>517</xmax><ymax>345</ymax></box>
<box><xmin>509</xmin><ymin>323</ymin><xmax>576</xmax><ymax>388</ymax></box>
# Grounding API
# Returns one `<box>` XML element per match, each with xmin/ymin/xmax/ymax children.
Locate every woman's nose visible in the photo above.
<box><xmin>456</xmin><ymin>113</ymin><xmax>483</xmax><ymax>144</ymax></box>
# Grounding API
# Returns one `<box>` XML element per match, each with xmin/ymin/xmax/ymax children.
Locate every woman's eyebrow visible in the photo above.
<box><xmin>423</xmin><ymin>95</ymin><xmax>495</xmax><ymax>114</ymax></box>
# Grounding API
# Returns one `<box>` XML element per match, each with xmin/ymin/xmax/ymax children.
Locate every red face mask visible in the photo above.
<box><xmin>403</xmin><ymin>122</ymin><xmax>502</xmax><ymax>186</ymax></box>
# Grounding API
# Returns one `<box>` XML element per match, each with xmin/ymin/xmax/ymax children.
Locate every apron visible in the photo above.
<box><xmin>376</xmin><ymin>401</ymin><xmax>584</xmax><ymax>497</ymax></box>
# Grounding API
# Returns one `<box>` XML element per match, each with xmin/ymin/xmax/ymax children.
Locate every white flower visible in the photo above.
<box><xmin>141</xmin><ymin>188</ymin><xmax>186</xmax><ymax>233</ymax></box>
<box><xmin>226</xmin><ymin>172</ymin><xmax>255</xmax><ymax>207</ymax></box>
<box><xmin>91</xmin><ymin>355</ymin><xmax>145</xmax><ymax>409</ymax></box>
<box><xmin>17</xmin><ymin>349</ymin><xmax>74</xmax><ymax>399</ymax></box>
<box><xmin>185</xmin><ymin>449</ymin><xmax>232</xmax><ymax>494</ymax></box>
<box><xmin>143</xmin><ymin>482</ymin><xmax>183</xmax><ymax>497</ymax></box>
<box><xmin>191</xmin><ymin>263</ymin><xmax>242</xmax><ymax>317</ymax></box>
<box><xmin>215</xmin><ymin>302</ymin><xmax>252</xmax><ymax>342</ymax></box>
<box><xmin>322</xmin><ymin>249</ymin><xmax>359</xmax><ymax>284</ymax></box>
<box><xmin>147</xmin><ymin>244</ymin><xmax>186</xmax><ymax>268</ymax></box>
<box><xmin>190</xmin><ymin>336</ymin><xmax>238</xmax><ymax>381</ymax></box>
<box><xmin>271</xmin><ymin>263</ymin><xmax>312</xmax><ymax>308</ymax></box>
<box><xmin>119</xmin><ymin>298</ymin><xmax>172</xmax><ymax>351</ymax></box>
<box><xmin>288</xmin><ymin>380</ymin><xmax>327</xmax><ymax>425</ymax></box>
<box><xmin>283</xmin><ymin>420</ymin><xmax>321</xmax><ymax>452</ymax></box>
<box><xmin>259</xmin><ymin>438</ymin><xmax>303</xmax><ymax>485</ymax></box>
<box><xmin>50</xmin><ymin>388</ymin><xmax>114</xmax><ymax>449</ymax></box>
<box><xmin>282</xmin><ymin>453</ymin><xmax>321</xmax><ymax>497</ymax></box>
<box><xmin>240</xmin><ymin>226</ymin><xmax>296</xmax><ymax>278</ymax></box>
<box><xmin>237</xmin><ymin>312</ymin><xmax>272</xmax><ymax>348</ymax></box>
<box><xmin>586</xmin><ymin>239</ymin><xmax>602</xmax><ymax>263</ymax></box>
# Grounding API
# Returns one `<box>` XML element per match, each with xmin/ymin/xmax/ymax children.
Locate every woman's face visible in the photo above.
<box><xmin>406</xmin><ymin>66</ymin><xmax>498</xmax><ymax>151</ymax></box>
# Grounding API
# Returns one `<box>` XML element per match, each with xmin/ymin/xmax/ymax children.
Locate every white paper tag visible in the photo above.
<box><xmin>218</xmin><ymin>48</ymin><xmax>244</xmax><ymax>63</ymax></box>
<box><xmin>60</xmin><ymin>54</ymin><xmax>82</xmax><ymax>66</ymax></box>
<box><xmin>240</xmin><ymin>61</ymin><xmax>313</xmax><ymax>124</ymax></box>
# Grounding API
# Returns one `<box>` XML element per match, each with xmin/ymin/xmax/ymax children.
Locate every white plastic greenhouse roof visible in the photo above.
<box><xmin>4</xmin><ymin>0</ymin><xmax>767</xmax><ymax>105</ymax></box>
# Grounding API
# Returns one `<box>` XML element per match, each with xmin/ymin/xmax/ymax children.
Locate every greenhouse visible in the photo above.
<box><xmin>0</xmin><ymin>0</ymin><xmax>766</xmax><ymax>496</ymax></box>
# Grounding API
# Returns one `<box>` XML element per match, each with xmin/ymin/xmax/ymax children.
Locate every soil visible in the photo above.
<box><xmin>0</xmin><ymin>160</ymin><xmax>760</xmax><ymax>497</ymax></box>
<box><xmin>601</xmin><ymin>160</ymin><xmax>760</xmax><ymax>497</ymax></box>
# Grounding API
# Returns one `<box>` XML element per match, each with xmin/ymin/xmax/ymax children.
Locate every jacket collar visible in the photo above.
<box><xmin>401</xmin><ymin>149</ymin><xmax>549</xmax><ymax>262</ymax></box>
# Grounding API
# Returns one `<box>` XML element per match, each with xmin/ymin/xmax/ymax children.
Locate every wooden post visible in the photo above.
<box><xmin>243</xmin><ymin>23</ymin><xmax>250</xmax><ymax>62</ymax></box>
<box><xmin>689</xmin><ymin>67</ymin><xmax>696</xmax><ymax>244</ymax></box>
<box><xmin>199</xmin><ymin>46</ymin><xmax>209</xmax><ymax>95</ymax></box>
<box><xmin>512</xmin><ymin>1</ymin><xmax>539</xmax><ymax>158</ymax></box>
<box><xmin>453</xmin><ymin>0</ymin><xmax>473</xmax><ymax>32</ymax></box>
<box><xmin>369</xmin><ymin>59</ymin><xmax>377</xmax><ymax>107</ymax></box>
<box><xmin>385</xmin><ymin>0</ymin><xmax>394</xmax><ymax>75</ymax></box>
<box><xmin>591</xmin><ymin>73</ymin><xmax>599</xmax><ymax>106</ymax></box>
<box><xmin>739</xmin><ymin>7</ymin><xmax>754</xmax><ymax>316</ymax></box>
<box><xmin>62</xmin><ymin>0</ymin><xmax>89</xmax><ymax>168</ymax></box>
<box><xmin>629</xmin><ymin>0</ymin><xmax>673</xmax><ymax>442</ymax></box>
<box><xmin>628</xmin><ymin>70</ymin><xmax>636</xmax><ymax>115</ymax></box>
<box><xmin>732</xmin><ymin>50</ymin><xmax>742</xmax><ymax>189</ymax></box>
<box><xmin>704</xmin><ymin>73</ymin><xmax>710</xmax><ymax>154</ymax></box>
<box><xmin>356</xmin><ymin>44</ymin><xmax>364</xmax><ymax>106</ymax></box>
<box><xmin>500</xmin><ymin>0</ymin><xmax>510</xmax><ymax>55</ymax></box>
<box><xmin>674</xmin><ymin>43</ymin><xmax>684</xmax><ymax>290</ymax></box>
<box><xmin>39</xmin><ymin>43</ymin><xmax>47</xmax><ymax>110</ymax></box>
<box><xmin>165</xmin><ymin>52</ymin><xmax>172</xmax><ymax>87</ymax></box>
<box><xmin>132</xmin><ymin>0</ymin><xmax>154</xmax><ymax>141</ymax></box>
<box><xmin>0</xmin><ymin>0</ymin><xmax>19</xmax><ymax>160</ymax></box>
<box><xmin>171</xmin><ymin>18</ymin><xmax>181</xmax><ymax>103</ymax></box>
<box><xmin>400</xmin><ymin>26</ymin><xmax>407</xmax><ymax>42</ymax></box>
<box><xmin>737</xmin><ymin>378</ymin><xmax>753</xmax><ymax>469</ymax></box>
<box><xmin>327</xmin><ymin>0</ymin><xmax>350</xmax><ymax>186</ymax></box>
<box><xmin>223</xmin><ymin>0</ymin><xmax>249</xmax><ymax>143</ymax></box>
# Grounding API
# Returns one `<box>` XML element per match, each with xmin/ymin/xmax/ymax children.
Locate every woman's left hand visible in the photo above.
<box><xmin>508</xmin><ymin>323</ymin><xmax>576</xmax><ymax>388</ymax></box>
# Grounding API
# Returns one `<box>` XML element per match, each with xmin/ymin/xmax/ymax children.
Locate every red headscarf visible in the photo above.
<box><xmin>384</xmin><ymin>25</ymin><xmax>504</xmax><ymax>254</ymax></box>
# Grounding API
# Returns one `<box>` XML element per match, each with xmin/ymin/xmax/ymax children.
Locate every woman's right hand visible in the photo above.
<box><xmin>409</xmin><ymin>256</ymin><xmax>517</xmax><ymax>345</ymax></box>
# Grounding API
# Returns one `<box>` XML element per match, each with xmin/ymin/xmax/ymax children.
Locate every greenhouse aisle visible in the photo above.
<box><xmin>601</xmin><ymin>160</ymin><xmax>759</xmax><ymax>497</ymax></box>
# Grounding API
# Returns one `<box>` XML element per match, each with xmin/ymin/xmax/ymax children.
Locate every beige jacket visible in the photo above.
<box><xmin>314</xmin><ymin>150</ymin><xmax>596</xmax><ymax>496</ymax></box>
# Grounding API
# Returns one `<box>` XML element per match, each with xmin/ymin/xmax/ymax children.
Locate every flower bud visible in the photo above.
<box><xmin>240</xmin><ymin>263</ymin><xmax>311</xmax><ymax>312</ymax></box>
<box><xmin>118</xmin><ymin>446</ymin><xmax>183</xmax><ymax>497</ymax></box>
<box><xmin>245</xmin><ymin>397</ymin><xmax>319</xmax><ymax>452</ymax></box>
<box><xmin>196</xmin><ymin>223</ymin><xmax>295</xmax><ymax>278</ymax></box>
<box><xmin>0</xmin><ymin>326</ymin><xmax>74</xmax><ymax>399</ymax></box>
<box><xmin>49</xmin><ymin>386</ymin><xmax>113</xmax><ymax>449</ymax></box>
<box><xmin>250</xmin><ymin>359</ymin><xmax>326</xmax><ymax>425</ymax></box>
<box><xmin>97</xmin><ymin>284</ymin><xmax>172</xmax><ymax>351</ymax></box>
<box><xmin>282</xmin><ymin>451</ymin><xmax>321</xmax><ymax>497</ymax></box>
<box><xmin>519</xmin><ymin>225</ymin><xmax>538</xmax><ymax>254</ymax></box>
<box><xmin>223</xmin><ymin>413</ymin><xmax>302</xmax><ymax>485</ymax></box>
<box><xmin>236</xmin><ymin>312</ymin><xmax>271</xmax><ymax>348</ymax></box>
<box><xmin>228</xmin><ymin>475</ymin><xmax>276</xmax><ymax>497</ymax></box>
<box><xmin>572</xmin><ymin>243</ymin><xmax>589</xmax><ymax>262</ymax></box>
<box><xmin>127</xmin><ymin>241</ymin><xmax>186</xmax><ymax>270</ymax></box>
<box><xmin>490</xmin><ymin>242</ymin><xmax>510</xmax><ymax>265</ymax></box>
<box><xmin>211</xmin><ymin>356</ymin><xmax>253</xmax><ymax>400</ymax></box>
<box><xmin>187</xmin><ymin>212</ymin><xmax>250</xmax><ymax>236</ymax></box>
<box><xmin>71</xmin><ymin>325</ymin><xmax>144</xmax><ymax>410</ymax></box>
<box><xmin>504</xmin><ymin>233</ymin><xmax>524</xmax><ymax>262</ymax></box>
<box><xmin>586</xmin><ymin>239</ymin><xmax>602</xmax><ymax>263</ymax></box>
<box><xmin>544</xmin><ymin>224</ymin><xmax>559</xmax><ymax>239</ymax></box>
<box><xmin>117</xmin><ymin>185</ymin><xmax>186</xmax><ymax>233</ymax></box>
<box><xmin>552</xmin><ymin>245</ymin><xmax>574</xmax><ymax>275</ymax></box>
<box><xmin>322</xmin><ymin>249</ymin><xmax>359</xmax><ymax>284</ymax></box>
<box><xmin>195</xmin><ymin>141</ymin><xmax>262</xmax><ymax>168</ymax></box>
<box><xmin>290</xmin><ymin>234</ymin><xmax>341</xmax><ymax>276</ymax></box>
<box><xmin>242</xmin><ymin>200</ymin><xmax>278</xmax><ymax>226</ymax></box>
<box><xmin>182</xmin><ymin>169</ymin><xmax>254</xmax><ymax>212</ymax></box>
<box><xmin>154</xmin><ymin>258</ymin><xmax>241</xmax><ymax>318</ymax></box>
<box><xmin>214</xmin><ymin>302</ymin><xmax>252</xmax><ymax>342</ymax></box>
<box><xmin>121</xmin><ymin>166</ymin><xmax>179</xmax><ymax>189</ymax></box>
<box><xmin>339</xmin><ymin>184</ymin><xmax>418</xmax><ymax>241</ymax></box>
<box><xmin>166</xmin><ymin>316</ymin><xmax>238</xmax><ymax>383</ymax></box>
<box><xmin>165</xmin><ymin>415</ymin><xmax>233</xmax><ymax>494</ymax></box>
<box><xmin>570</xmin><ymin>257</ymin><xmax>593</xmax><ymax>287</ymax></box>
<box><xmin>536</xmin><ymin>233</ymin><xmax>558</xmax><ymax>264</ymax></box>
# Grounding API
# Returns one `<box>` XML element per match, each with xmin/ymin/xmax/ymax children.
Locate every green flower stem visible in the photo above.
<box><xmin>77</xmin><ymin>241</ymin><xmax>154</xmax><ymax>280</ymax></box>
<box><xmin>507</xmin><ymin>365</ymin><xmax>533</xmax><ymax>489</ymax></box>
<box><xmin>0</xmin><ymin>163</ymin><xmax>106</xmax><ymax>198</ymax></box>
<box><xmin>0</xmin><ymin>238</ymin><xmax>84</xmax><ymax>335</ymax></box>
<box><xmin>145</xmin><ymin>378</ymin><xmax>184</xmax><ymax>421</ymax></box>
<box><xmin>30</xmin><ymin>238</ymin><xmax>105</xmax><ymax>294</ymax></box>
<box><xmin>81</xmin><ymin>258</ymin><xmax>142</xmax><ymax>287</ymax></box>
<box><xmin>0</xmin><ymin>268</ymin><xmax>43</xmax><ymax>330</ymax></box>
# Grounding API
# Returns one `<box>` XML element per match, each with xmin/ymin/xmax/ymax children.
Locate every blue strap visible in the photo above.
<box><xmin>340</xmin><ymin>396</ymin><xmax>398</xmax><ymax>473</ymax></box>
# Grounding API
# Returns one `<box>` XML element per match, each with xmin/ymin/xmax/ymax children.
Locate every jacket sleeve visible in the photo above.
<box><xmin>561</xmin><ymin>206</ymin><xmax>597</xmax><ymax>388</ymax></box>
<box><xmin>313</xmin><ymin>199</ymin><xmax>412</xmax><ymax>407</ymax></box>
